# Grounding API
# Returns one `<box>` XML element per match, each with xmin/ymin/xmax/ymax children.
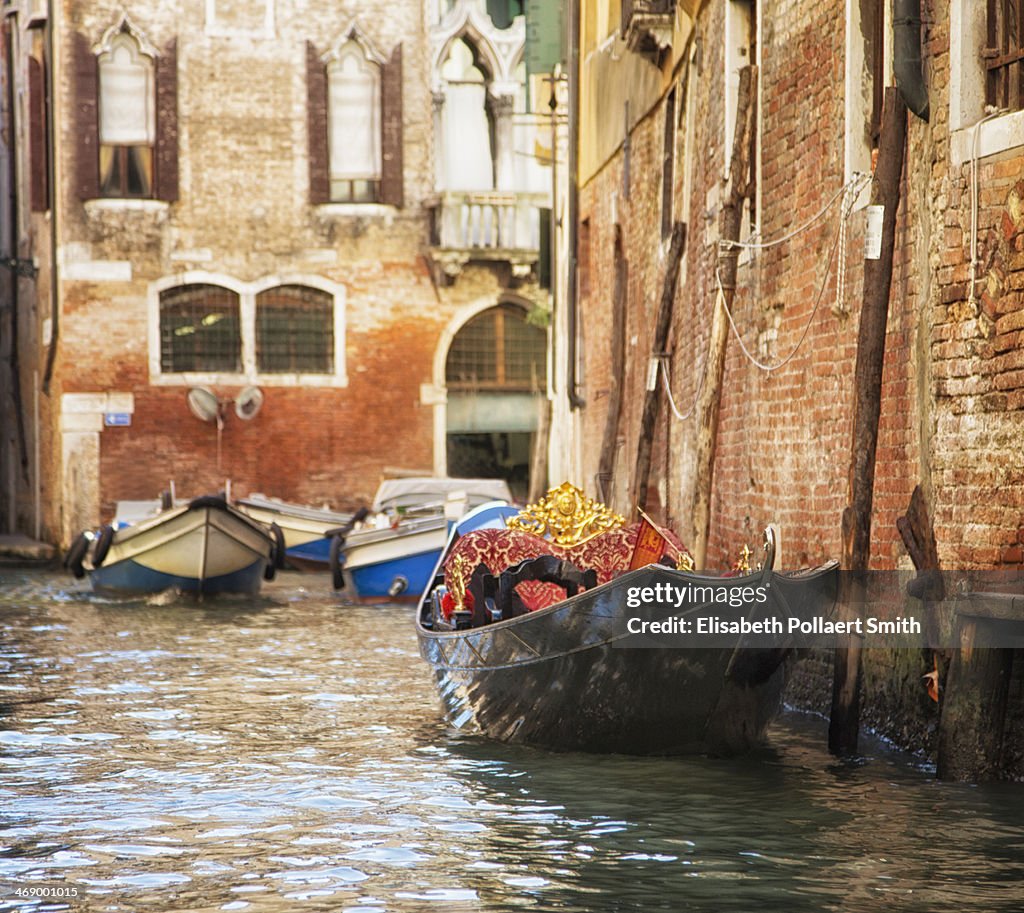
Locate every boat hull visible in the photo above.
<box><xmin>342</xmin><ymin>519</ymin><xmax>449</xmax><ymax>602</ymax></box>
<box><xmin>236</xmin><ymin>498</ymin><xmax>352</xmax><ymax>572</ymax></box>
<box><xmin>417</xmin><ymin>563</ymin><xmax>838</xmax><ymax>755</ymax></box>
<box><xmin>88</xmin><ymin>503</ymin><xmax>274</xmax><ymax>596</ymax></box>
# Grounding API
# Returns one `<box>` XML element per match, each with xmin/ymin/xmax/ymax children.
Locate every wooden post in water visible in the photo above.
<box><xmin>897</xmin><ymin>483</ymin><xmax>945</xmax><ymax>647</ymax></box>
<box><xmin>688</xmin><ymin>64</ymin><xmax>757</xmax><ymax>568</ymax></box>
<box><xmin>829</xmin><ymin>87</ymin><xmax>907</xmax><ymax>756</ymax></box>
<box><xmin>598</xmin><ymin>229</ymin><xmax>629</xmax><ymax>506</ymax></box>
<box><xmin>938</xmin><ymin>594</ymin><xmax>1017</xmax><ymax>780</ymax></box>
<box><xmin>631</xmin><ymin>220</ymin><xmax>685</xmax><ymax>512</ymax></box>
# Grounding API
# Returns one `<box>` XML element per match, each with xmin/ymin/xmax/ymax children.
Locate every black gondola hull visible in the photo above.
<box><xmin>417</xmin><ymin>562</ymin><xmax>838</xmax><ymax>755</ymax></box>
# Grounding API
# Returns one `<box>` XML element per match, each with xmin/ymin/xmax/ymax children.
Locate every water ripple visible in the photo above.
<box><xmin>2</xmin><ymin>570</ymin><xmax>1024</xmax><ymax>912</ymax></box>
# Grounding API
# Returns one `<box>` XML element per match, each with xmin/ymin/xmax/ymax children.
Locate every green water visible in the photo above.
<box><xmin>1</xmin><ymin>570</ymin><xmax>1023</xmax><ymax>912</ymax></box>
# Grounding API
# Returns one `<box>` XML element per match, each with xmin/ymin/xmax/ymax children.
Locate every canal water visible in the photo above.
<box><xmin>2</xmin><ymin>570</ymin><xmax>1024</xmax><ymax>913</ymax></box>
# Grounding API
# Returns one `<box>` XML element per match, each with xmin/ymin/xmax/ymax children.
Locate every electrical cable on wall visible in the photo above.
<box><xmin>660</xmin><ymin>171</ymin><xmax>869</xmax><ymax>413</ymax></box>
<box><xmin>719</xmin><ymin>171</ymin><xmax>869</xmax><ymax>252</ymax></box>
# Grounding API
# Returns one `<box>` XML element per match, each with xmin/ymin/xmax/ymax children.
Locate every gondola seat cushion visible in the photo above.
<box><xmin>444</xmin><ymin>523</ymin><xmax>689</xmax><ymax>612</ymax></box>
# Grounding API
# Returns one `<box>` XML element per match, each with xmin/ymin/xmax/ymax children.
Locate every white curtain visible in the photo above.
<box><xmin>328</xmin><ymin>44</ymin><xmax>381</xmax><ymax>180</ymax></box>
<box><xmin>99</xmin><ymin>35</ymin><xmax>154</xmax><ymax>145</ymax></box>
<box><xmin>441</xmin><ymin>39</ymin><xmax>493</xmax><ymax>190</ymax></box>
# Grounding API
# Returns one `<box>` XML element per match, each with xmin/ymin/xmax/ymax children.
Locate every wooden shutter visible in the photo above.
<box><xmin>73</xmin><ymin>32</ymin><xmax>99</xmax><ymax>201</ymax></box>
<box><xmin>380</xmin><ymin>43</ymin><xmax>403</xmax><ymax>208</ymax></box>
<box><xmin>155</xmin><ymin>38</ymin><xmax>179</xmax><ymax>202</ymax></box>
<box><xmin>28</xmin><ymin>56</ymin><xmax>48</xmax><ymax>212</ymax></box>
<box><xmin>307</xmin><ymin>41</ymin><xmax>329</xmax><ymax>205</ymax></box>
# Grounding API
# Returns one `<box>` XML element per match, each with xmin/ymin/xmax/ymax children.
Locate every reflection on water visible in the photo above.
<box><xmin>1</xmin><ymin>570</ymin><xmax>1024</xmax><ymax>912</ymax></box>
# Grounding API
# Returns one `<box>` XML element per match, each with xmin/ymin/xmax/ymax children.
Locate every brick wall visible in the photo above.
<box><xmin>41</xmin><ymin>1</ymin><xmax>542</xmax><ymax>533</ymax></box>
<box><xmin>577</xmin><ymin>0</ymin><xmax>1024</xmax><ymax>762</ymax></box>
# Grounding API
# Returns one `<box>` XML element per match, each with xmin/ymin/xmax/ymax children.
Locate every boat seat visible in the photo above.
<box><xmin>444</xmin><ymin>522</ymin><xmax>667</xmax><ymax>613</ymax></box>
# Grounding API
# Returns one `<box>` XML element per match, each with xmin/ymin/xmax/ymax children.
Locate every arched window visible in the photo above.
<box><xmin>328</xmin><ymin>41</ymin><xmax>381</xmax><ymax>202</ymax></box>
<box><xmin>98</xmin><ymin>31</ymin><xmax>155</xmax><ymax>197</ymax></box>
<box><xmin>440</xmin><ymin>37</ymin><xmax>494</xmax><ymax>190</ymax></box>
<box><xmin>256</xmin><ymin>285</ymin><xmax>334</xmax><ymax>373</ymax></box>
<box><xmin>160</xmin><ymin>285</ymin><xmax>241</xmax><ymax>373</ymax></box>
<box><xmin>446</xmin><ymin>303</ymin><xmax>545</xmax><ymax>391</ymax></box>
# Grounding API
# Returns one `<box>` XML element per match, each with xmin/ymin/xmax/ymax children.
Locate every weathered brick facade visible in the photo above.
<box><xmin>0</xmin><ymin>0</ymin><xmax>549</xmax><ymax>544</ymax></box>
<box><xmin>574</xmin><ymin>0</ymin><xmax>1024</xmax><ymax>762</ymax></box>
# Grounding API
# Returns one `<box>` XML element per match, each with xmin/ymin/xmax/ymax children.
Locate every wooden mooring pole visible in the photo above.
<box><xmin>688</xmin><ymin>64</ymin><xmax>757</xmax><ymax>567</ymax></box>
<box><xmin>631</xmin><ymin>220</ymin><xmax>685</xmax><ymax>512</ymax></box>
<box><xmin>937</xmin><ymin>593</ymin><xmax>1019</xmax><ymax>781</ymax></box>
<box><xmin>828</xmin><ymin>87</ymin><xmax>907</xmax><ymax>756</ymax></box>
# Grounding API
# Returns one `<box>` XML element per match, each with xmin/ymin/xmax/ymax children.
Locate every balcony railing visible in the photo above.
<box><xmin>430</xmin><ymin>190</ymin><xmax>546</xmax><ymax>254</ymax></box>
<box><xmin>621</xmin><ymin>0</ymin><xmax>675</xmax><ymax>62</ymax></box>
<box><xmin>622</xmin><ymin>0</ymin><xmax>675</xmax><ymax>23</ymax></box>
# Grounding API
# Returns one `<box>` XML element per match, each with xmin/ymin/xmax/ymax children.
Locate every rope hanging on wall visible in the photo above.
<box><xmin>660</xmin><ymin>171</ymin><xmax>870</xmax><ymax>412</ymax></box>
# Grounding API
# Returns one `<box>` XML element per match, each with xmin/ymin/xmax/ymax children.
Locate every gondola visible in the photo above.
<box><xmin>416</xmin><ymin>483</ymin><xmax>839</xmax><ymax>755</ymax></box>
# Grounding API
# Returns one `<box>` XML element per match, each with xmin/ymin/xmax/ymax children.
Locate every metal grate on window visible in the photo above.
<box><xmin>502</xmin><ymin>308</ymin><xmax>545</xmax><ymax>389</ymax></box>
<box><xmin>160</xmin><ymin>284</ymin><xmax>241</xmax><ymax>373</ymax></box>
<box><xmin>986</xmin><ymin>0</ymin><xmax>1024</xmax><ymax>112</ymax></box>
<box><xmin>256</xmin><ymin>285</ymin><xmax>334</xmax><ymax>374</ymax></box>
<box><xmin>446</xmin><ymin>304</ymin><xmax>546</xmax><ymax>391</ymax></box>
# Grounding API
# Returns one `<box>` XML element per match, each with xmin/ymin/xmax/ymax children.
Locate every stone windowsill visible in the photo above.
<box><xmin>950</xmin><ymin>108</ymin><xmax>1024</xmax><ymax>167</ymax></box>
<box><xmin>314</xmin><ymin>203</ymin><xmax>398</xmax><ymax>219</ymax></box>
<box><xmin>84</xmin><ymin>198</ymin><xmax>170</xmax><ymax>215</ymax></box>
<box><xmin>150</xmin><ymin>372</ymin><xmax>349</xmax><ymax>389</ymax></box>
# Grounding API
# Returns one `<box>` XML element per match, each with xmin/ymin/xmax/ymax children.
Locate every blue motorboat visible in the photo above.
<box><xmin>331</xmin><ymin>478</ymin><xmax>513</xmax><ymax>602</ymax></box>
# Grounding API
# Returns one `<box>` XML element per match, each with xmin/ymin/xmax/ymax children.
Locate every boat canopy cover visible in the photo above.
<box><xmin>371</xmin><ymin>477</ymin><xmax>513</xmax><ymax>513</ymax></box>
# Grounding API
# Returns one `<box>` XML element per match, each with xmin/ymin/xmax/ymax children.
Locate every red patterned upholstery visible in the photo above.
<box><xmin>445</xmin><ymin>522</ymin><xmax>691</xmax><ymax>612</ymax></box>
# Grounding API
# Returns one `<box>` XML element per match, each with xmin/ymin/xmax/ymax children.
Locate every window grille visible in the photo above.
<box><xmin>160</xmin><ymin>285</ymin><xmax>241</xmax><ymax>373</ymax></box>
<box><xmin>256</xmin><ymin>285</ymin><xmax>334</xmax><ymax>373</ymax></box>
<box><xmin>446</xmin><ymin>304</ymin><xmax>546</xmax><ymax>391</ymax></box>
<box><xmin>986</xmin><ymin>0</ymin><xmax>1024</xmax><ymax>112</ymax></box>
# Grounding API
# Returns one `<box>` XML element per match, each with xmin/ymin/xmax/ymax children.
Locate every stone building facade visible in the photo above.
<box><xmin>566</xmin><ymin>0</ymin><xmax>1024</xmax><ymax>761</ymax></box>
<box><xmin>0</xmin><ymin>0</ymin><xmax>553</xmax><ymax>545</ymax></box>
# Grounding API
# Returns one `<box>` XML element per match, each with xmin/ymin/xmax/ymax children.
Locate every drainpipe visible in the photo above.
<box><xmin>565</xmin><ymin>0</ymin><xmax>584</xmax><ymax>409</ymax></box>
<box><xmin>4</xmin><ymin>15</ymin><xmax>30</xmax><ymax>497</ymax></box>
<box><xmin>893</xmin><ymin>0</ymin><xmax>929</xmax><ymax>121</ymax></box>
<box><xmin>41</xmin><ymin>3</ymin><xmax>58</xmax><ymax>394</ymax></box>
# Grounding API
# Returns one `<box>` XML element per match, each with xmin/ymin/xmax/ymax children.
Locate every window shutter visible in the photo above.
<box><xmin>380</xmin><ymin>43</ymin><xmax>403</xmax><ymax>208</ymax></box>
<box><xmin>155</xmin><ymin>38</ymin><xmax>179</xmax><ymax>202</ymax></box>
<box><xmin>307</xmin><ymin>41</ymin><xmax>329</xmax><ymax>205</ymax></box>
<box><xmin>73</xmin><ymin>32</ymin><xmax>99</xmax><ymax>201</ymax></box>
<box><xmin>28</xmin><ymin>56</ymin><xmax>48</xmax><ymax>212</ymax></box>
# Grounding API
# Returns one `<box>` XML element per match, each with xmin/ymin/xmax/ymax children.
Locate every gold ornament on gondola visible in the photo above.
<box><xmin>508</xmin><ymin>482</ymin><xmax>626</xmax><ymax>547</ymax></box>
<box><xmin>676</xmin><ymin>551</ymin><xmax>695</xmax><ymax>572</ymax></box>
<box><xmin>734</xmin><ymin>544</ymin><xmax>752</xmax><ymax>574</ymax></box>
<box><xmin>448</xmin><ymin>554</ymin><xmax>470</xmax><ymax>611</ymax></box>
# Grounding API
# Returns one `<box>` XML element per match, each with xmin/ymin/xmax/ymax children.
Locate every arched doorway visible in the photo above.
<box><xmin>445</xmin><ymin>303</ymin><xmax>546</xmax><ymax>500</ymax></box>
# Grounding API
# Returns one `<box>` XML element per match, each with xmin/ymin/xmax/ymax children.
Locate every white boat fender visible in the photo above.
<box><xmin>388</xmin><ymin>575</ymin><xmax>408</xmax><ymax>598</ymax></box>
<box><xmin>92</xmin><ymin>525</ymin><xmax>115</xmax><ymax>567</ymax></box>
